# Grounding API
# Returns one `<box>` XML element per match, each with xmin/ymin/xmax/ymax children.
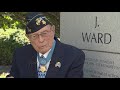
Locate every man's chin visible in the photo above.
<box><xmin>37</xmin><ymin>49</ymin><xmax>46</xmax><ymax>54</ymax></box>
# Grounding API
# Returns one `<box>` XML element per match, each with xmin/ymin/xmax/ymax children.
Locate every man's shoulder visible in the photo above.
<box><xmin>15</xmin><ymin>44</ymin><xmax>33</xmax><ymax>53</ymax></box>
<box><xmin>16</xmin><ymin>44</ymin><xmax>32</xmax><ymax>49</ymax></box>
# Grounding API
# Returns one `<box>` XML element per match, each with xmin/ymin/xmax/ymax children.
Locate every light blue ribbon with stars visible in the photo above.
<box><xmin>37</xmin><ymin>40</ymin><xmax>56</xmax><ymax>78</ymax></box>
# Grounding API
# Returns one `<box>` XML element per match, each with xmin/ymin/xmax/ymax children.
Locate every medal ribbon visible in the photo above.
<box><xmin>37</xmin><ymin>40</ymin><xmax>56</xmax><ymax>78</ymax></box>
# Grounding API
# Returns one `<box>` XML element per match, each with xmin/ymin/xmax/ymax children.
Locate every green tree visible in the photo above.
<box><xmin>0</xmin><ymin>12</ymin><xmax>60</xmax><ymax>37</ymax></box>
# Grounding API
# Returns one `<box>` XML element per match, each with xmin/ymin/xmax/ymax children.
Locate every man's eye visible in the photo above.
<box><xmin>42</xmin><ymin>32</ymin><xmax>47</xmax><ymax>35</ymax></box>
<box><xmin>32</xmin><ymin>35</ymin><xmax>36</xmax><ymax>38</ymax></box>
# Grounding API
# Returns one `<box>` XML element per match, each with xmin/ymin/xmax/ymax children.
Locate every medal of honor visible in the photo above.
<box><xmin>39</xmin><ymin>65</ymin><xmax>47</xmax><ymax>73</ymax></box>
<box><xmin>40</xmin><ymin>59</ymin><xmax>47</xmax><ymax>65</ymax></box>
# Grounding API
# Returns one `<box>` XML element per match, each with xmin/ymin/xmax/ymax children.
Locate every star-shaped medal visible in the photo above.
<box><xmin>39</xmin><ymin>66</ymin><xmax>47</xmax><ymax>73</ymax></box>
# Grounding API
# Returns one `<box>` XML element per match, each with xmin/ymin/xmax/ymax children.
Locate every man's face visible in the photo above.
<box><xmin>27</xmin><ymin>25</ymin><xmax>55</xmax><ymax>54</ymax></box>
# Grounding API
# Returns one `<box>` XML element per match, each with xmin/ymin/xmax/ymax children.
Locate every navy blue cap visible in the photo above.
<box><xmin>26</xmin><ymin>12</ymin><xmax>52</xmax><ymax>34</ymax></box>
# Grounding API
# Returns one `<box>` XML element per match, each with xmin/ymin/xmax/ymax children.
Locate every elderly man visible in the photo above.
<box><xmin>7</xmin><ymin>12</ymin><xmax>85</xmax><ymax>78</ymax></box>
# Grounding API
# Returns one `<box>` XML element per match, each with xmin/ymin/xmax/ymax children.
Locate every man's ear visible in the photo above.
<box><xmin>52</xmin><ymin>25</ymin><xmax>55</xmax><ymax>33</ymax></box>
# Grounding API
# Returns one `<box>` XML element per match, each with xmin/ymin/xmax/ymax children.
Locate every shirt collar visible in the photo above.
<box><xmin>39</xmin><ymin>49</ymin><xmax>51</xmax><ymax>58</ymax></box>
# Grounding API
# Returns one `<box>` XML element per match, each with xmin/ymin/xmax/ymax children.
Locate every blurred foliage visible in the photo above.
<box><xmin>0</xmin><ymin>12</ymin><xmax>60</xmax><ymax>37</ymax></box>
<box><xmin>0</xmin><ymin>29</ymin><xmax>30</xmax><ymax>65</ymax></box>
<box><xmin>0</xmin><ymin>72</ymin><xmax>9</xmax><ymax>78</ymax></box>
<box><xmin>0</xmin><ymin>12</ymin><xmax>27</xmax><ymax>30</ymax></box>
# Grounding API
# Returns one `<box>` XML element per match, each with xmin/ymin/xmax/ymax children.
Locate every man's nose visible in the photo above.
<box><xmin>38</xmin><ymin>35</ymin><xmax>44</xmax><ymax>43</ymax></box>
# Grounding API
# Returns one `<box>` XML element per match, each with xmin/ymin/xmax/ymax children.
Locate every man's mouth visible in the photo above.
<box><xmin>38</xmin><ymin>45</ymin><xmax>46</xmax><ymax>48</ymax></box>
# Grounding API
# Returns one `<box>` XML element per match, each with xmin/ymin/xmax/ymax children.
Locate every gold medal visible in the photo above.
<box><xmin>39</xmin><ymin>65</ymin><xmax>47</xmax><ymax>73</ymax></box>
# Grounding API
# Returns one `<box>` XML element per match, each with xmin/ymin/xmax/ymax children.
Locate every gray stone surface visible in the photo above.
<box><xmin>60</xmin><ymin>12</ymin><xmax>120</xmax><ymax>78</ymax></box>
